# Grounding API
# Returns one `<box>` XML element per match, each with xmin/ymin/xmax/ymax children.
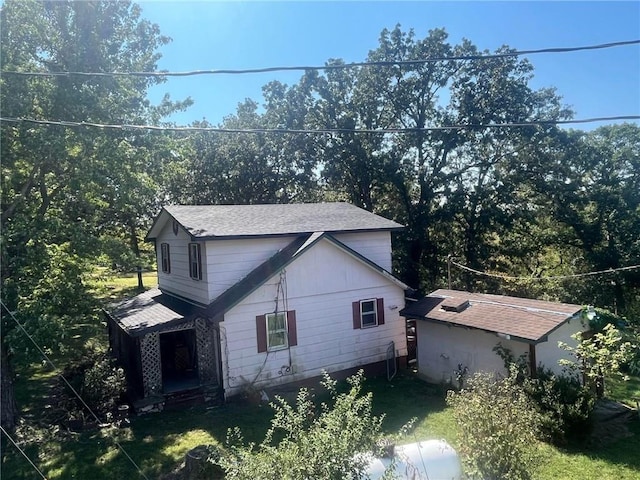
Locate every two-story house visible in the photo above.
<box><xmin>106</xmin><ymin>203</ymin><xmax>409</xmax><ymax>411</ymax></box>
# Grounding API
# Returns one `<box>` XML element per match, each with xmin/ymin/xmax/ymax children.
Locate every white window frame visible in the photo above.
<box><xmin>160</xmin><ymin>243</ymin><xmax>171</xmax><ymax>273</ymax></box>
<box><xmin>266</xmin><ymin>312</ymin><xmax>288</xmax><ymax>351</ymax></box>
<box><xmin>188</xmin><ymin>243</ymin><xmax>202</xmax><ymax>280</ymax></box>
<box><xmin>360</xmin><ymin>299</ymin><xmax>378</xmax><ymax>328</ymax></box>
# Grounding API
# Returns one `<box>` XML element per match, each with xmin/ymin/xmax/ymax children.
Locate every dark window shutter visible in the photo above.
<box><xmin>287</xmin><ymin>310</ymin><xmax>297</xmax><ymax>346</ymax></box>
<box><xmin>352</xmin><ymin>301</ymin><xmax>361</xmax><ymax>329</ymax></box>
<box><xmin>377</xmin><ymin>298</ymin><xmax>385</xmax><ymax>325</ymax></box>
<box><xmin>256</xmin><ymin>315</ymin><xmax>267</xmax><ymax>353</ymax></box>
<box><xmin>166</xmin><ymin>244</ymin><xmax>171</xmax><ymax>273</ymax></box>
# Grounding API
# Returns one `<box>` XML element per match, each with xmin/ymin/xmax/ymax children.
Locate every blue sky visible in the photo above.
<box><xmin>140</xmin><ymin>1</ymin><xmax>640</xmax><ymax>130</ymax></box>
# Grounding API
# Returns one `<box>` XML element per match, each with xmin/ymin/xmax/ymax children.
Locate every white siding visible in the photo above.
<box><xmin>205</xmin><ymin>237</ymin><xmax>293</xmax><ymax>302</ymax></box>
<box><xmin>333</xmin><ymin>231</ymin><xmax>393</xmax><ymax>272</ymax></box>
<box><xmin>415</xmin><ymin>321</ymin><xmax>527</xmax><ymax>383</ymax></box>
<box><xmin>220</xmin><ymin>238</ymin><xmax>407</xmax><ymax>397</ymax></box>
<box><xmin>155</xmin><ymin>221</ymin><xmax>209</xmax><ymax>305</ymax></box>
<box><xmin>535</xmin><ymin>315</ymin><xmax>587</xmax><ymax>376</ymax></box>
<box><xmin>415</xmin><ymin>315</ymin><xmax>588</xmax><ymax>383</ymax></box>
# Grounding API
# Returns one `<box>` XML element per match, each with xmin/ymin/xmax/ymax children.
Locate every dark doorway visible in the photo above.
<box><xmin>160</xmin><ymin>329</ymin><xmax>199</xmax><ymax>393</ymax></box>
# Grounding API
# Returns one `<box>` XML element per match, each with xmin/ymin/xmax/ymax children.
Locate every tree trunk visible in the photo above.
<box><xmin>1</xmin><ymin>340</ymin><xmax>18</xmax><ymax>432</ymax></box>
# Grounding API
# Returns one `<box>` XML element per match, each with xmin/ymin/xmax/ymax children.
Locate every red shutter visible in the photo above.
<box><xmin>256</xmin><ymin>315</ymin><xmax>267</xmax><ymax>353</ymax></box>
<box><xmin>353</xmin><ymin>301</ymin><xmax>361</xmax><ymax>329</ymax></box>
<box><xmin>377</xmin><ymin>298</ymin><xmax>385</xmax><ymax>325</ymax></box>
<box><xmin>287</xmin><ymin>310</ymin><xmax>297</xmax><ymax>347</ymax></box>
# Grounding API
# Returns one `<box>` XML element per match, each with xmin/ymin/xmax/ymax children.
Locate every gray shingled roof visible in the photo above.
<box><xmin>108</xmin><ymin>287</ymin><xmax>205</xmax><ymax>336</ymax></box>
<box><xmin>147</xmin><ymin>203</ymin><xmax>403</xmax><ymax>240</ymax></box>
<box><xmin>401</xmin><ymin>289</ymin><xmax>583</xmax><ymax>344</ymax></box>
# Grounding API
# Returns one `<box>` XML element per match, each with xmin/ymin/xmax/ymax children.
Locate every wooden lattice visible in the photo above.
<box><xmin>141</xmin><ymin>332</ymin><xmax>161</xmax><ymax>396</ymax></box>
<box><xmin>196</xmin><ymin>318</ymin><xmax>218</xmax><ymax>384</ymax></box>
<box><xmin>140</xmin><ymin>318</ymin><xmax>220</xmax><ymax>398</ymax></box>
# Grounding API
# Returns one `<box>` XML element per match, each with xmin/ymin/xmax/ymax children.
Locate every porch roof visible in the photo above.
<box><xmin>108</xmin><ymin>287</ymin><xmax>205</xmax><ymax>336</ymax></box>
<box><xmin>401</xmin><ymin>289</ymin><xmax>583</xmax><ymax>344</ymax></box>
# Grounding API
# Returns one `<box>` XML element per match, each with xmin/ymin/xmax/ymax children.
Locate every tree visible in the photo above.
<box><xmin>0</xmin><ymin>0</ymin><xmax>187</xmax><ymax>431</ymax></box>
<box><xmin>220</xmin><ymin>371</ymin><xmax>389</xmax><ymax>480</ymax></box>
<box><xmin>560</xmin><ymin>320</ymin><xmax>634</xmax><ymax>398</ymax></box>
<box><xmin>170</xmin><ymin>85</ymin><xmax>321</xmax><ymax>206</ymax></box>
<box><xmin>300</xmin><ymin>26</ymin><xmax>571</xmax><ymax>291</ymax></box>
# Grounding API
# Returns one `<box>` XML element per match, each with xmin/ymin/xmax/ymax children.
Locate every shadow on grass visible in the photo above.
<box><xmin>554</xmin><ymin>418</ymin><xmax>640</xmax><ymax>475</ymax></box>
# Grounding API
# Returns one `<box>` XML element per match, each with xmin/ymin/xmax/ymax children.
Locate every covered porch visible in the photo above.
<box><xmin>105</xmin><ymin>288</ymin><xmax>223</xmax><ymax>413</ymax></box>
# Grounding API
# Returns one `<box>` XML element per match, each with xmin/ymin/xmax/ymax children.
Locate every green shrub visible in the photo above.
<box><xmin>494</xmin><ymin>342</ymin><xmax>596</xmax><ymax>445</ymax></box>
<box><xmin>446</xmin><ymin>369</ymin><xmax>543</xmax><ymax>480</ymax></box>
<box><xmin>219</xmin><ymin>370</ymin><xmax>394</xmax><ymax>480</ymax></box>
<box><xmin>59</xmin><ymin>343</ymin><xmax>127</xmax><ymax>423</ymax></box>
<box><xmin>523</xmin><ymin>367</ymin><xmax>595</xmax><ymax>445</ymax></box>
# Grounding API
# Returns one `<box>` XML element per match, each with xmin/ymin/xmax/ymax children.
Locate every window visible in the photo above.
<box><xmin>188</xmin><ymin>243</ymin><xmax>202</xmax><ymax>280</ymax></box>
<box><xmin>160</xmin><ymin>243</ymin><xmax>171</xmax><ymax>273</ymax></box>
<box><xmin>266</xmin><ymin>312</ymin><xmax>288</xmax><ymax>350</ymax></box>
<box><xmin>360</xmin><ymin>299</ymin><xmax>377</xmax><ymax>327</ymax></box>
<box><xmin>256</xmin><ymin>311</ymin><xmax>297</xmax><ymax>353</ymax></box>
<box><xmin>352</xmin><ymin>298</ymin><xmax>385</xmax><ymax>329</ymax></box>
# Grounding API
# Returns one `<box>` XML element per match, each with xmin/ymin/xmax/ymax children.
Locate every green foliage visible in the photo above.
<box><xmin>560</xmin><ymin>323</ymin><xmax>634</xmax><ymax>397</ymax></box>
<box><xmin>447</xmin><ymin>369</ymin><xmax>543</xmax><ymax>480</ymax></box>
<box><xmin>59</xmin><ymin>342</ymin><xmax>127</xmax><ymax>422</ymax></box>
<box><xmin>219</xmin><ymin>371</ymin><xmax>388</xmax><ymax>480</ymax></box>
<box><xmin>523</xmin><ymin>368</ymin><xmax>595</xmax><ymax>445</ymax></box>
<box><xmin>494</xmin><ymin>342</ymin><xmax>596</xmax><ymax>445</ymax></box>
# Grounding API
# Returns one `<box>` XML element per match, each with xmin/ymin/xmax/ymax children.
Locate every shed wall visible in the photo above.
<box><xmin>535</xmin><ymin>315</ymin><xmax>587</xmax><ymax>376</ymax></box>
<box><xmin>415</xmin><ymin>321</ymin><xmax>527</xmax><ymax>383</ymax></box>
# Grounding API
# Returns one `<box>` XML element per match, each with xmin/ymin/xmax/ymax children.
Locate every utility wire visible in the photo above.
<box><xmin>2</xmin><ymin>39</ymin><xmax>638</xmax><ymax>78</ymax></box>
<box><xmin>0</xmin><ymin>426</ymin><xmax>48</xmax><ymax>479</ymax></box>
<box><xmin>450</xmin><ymin>260</ymin><xmax>640</xmax><ymax>282</ymax></box>
<box><xmin>1</xmin><ymin>115</ymin><xmax>638</xmax><ymax>133</ymax></box>
<box><xmin>0</xmin><ymin>301</ymin><xmax>150</xmax><ymax>480</ymax></box>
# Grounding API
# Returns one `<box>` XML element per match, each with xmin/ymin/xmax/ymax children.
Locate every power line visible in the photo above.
<box><xmin>2</xmin><ymin>39</ymin><xmax>638</xmax><ymax>78</ymax></box>
<box><xmin>1</xmin><ymin>426</ymin><xmax>48</xmax><ymax>479</ymax></box>
<box><xmin>450</xmin><ymin>260</ymin><xmax>640</xmax><ymax>282</ymax></box>
<box><xmin>0</xmin><ymin>301</ymin><xmax>150</xmax><ymax>480</ymax></box>
<box><xmin>1</xmin><ymin>115</ymin><xmax>638</xmax><ymax>134</ymax></box>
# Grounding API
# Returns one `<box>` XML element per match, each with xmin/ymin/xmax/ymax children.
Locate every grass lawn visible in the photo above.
<box><xmin>3</xmin><ymin>271</ymin><xmax>639</xmax><ymax>479</ymax></box>
<box><xmin>4</xmin><ymin>370</ymin><xmax>639</xmax><ymax>479</ymax></box>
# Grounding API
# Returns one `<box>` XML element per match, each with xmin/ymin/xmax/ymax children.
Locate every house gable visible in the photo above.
<box><xmin>219</xmin><ymin>234</ymin><xmax>408</xmax><ymax>397</ymax></box>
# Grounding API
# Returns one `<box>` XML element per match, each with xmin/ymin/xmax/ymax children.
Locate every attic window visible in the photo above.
<box><xmin>440</xmin><ymin>298</ymin><xmax>470</xmax><ymax>313</ymax></box>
